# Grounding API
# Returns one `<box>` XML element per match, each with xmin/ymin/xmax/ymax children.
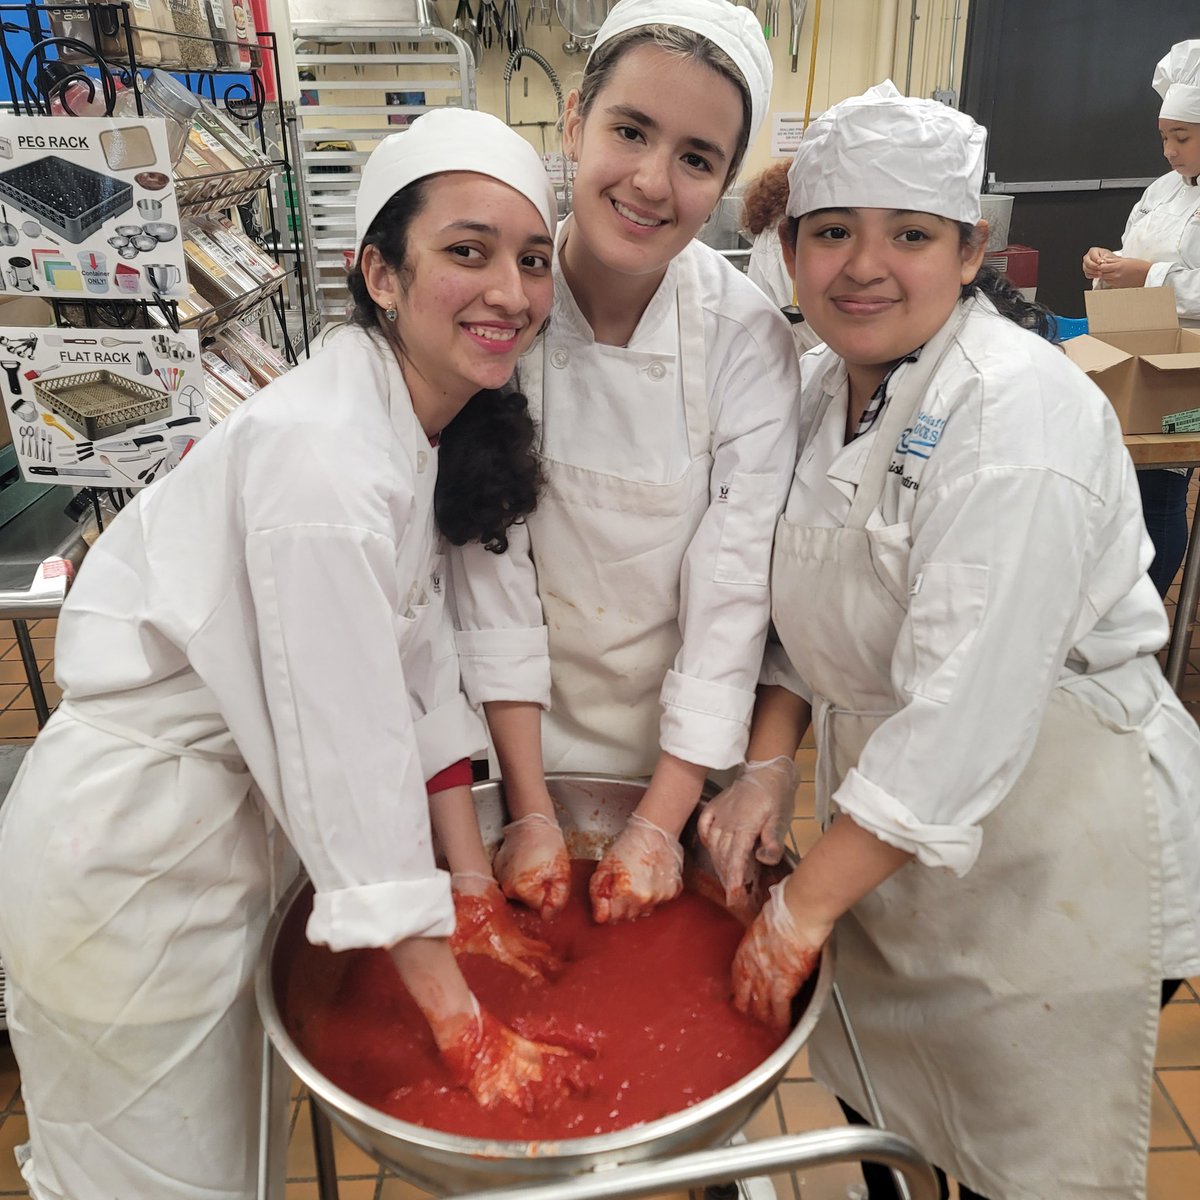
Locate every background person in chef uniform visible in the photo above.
<box><xmin>0</xmin><ymin>109</ymin><xmax>581</xmax><ymax>1200</ymax></box>
<box><xmin>1082</xmin><ymin>39</ymin><xmax>1200</xmax><ymax>598</ymax></box>
<box><xmin>450</xmin><ymin>0</ymin><xmax>802</xmax><ymax>924</ymax></box>
<box><xmin>716</xmin><ymin>83</ymin><xmax>1200</xmax><ymax>1200</ymax></box>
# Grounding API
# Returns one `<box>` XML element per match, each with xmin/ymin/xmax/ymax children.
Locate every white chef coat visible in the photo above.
<box><xmin>1103</xmin><ymin>170</ymin><xmax>1200</xmax><ymax>326</ymax></box>
<box><xmin>451</xmin><ymin>232</ymin><xmax>802</xmax><ymax>771</ymax></box>
<box><xmin>0</xmin><ymin>325</ymin><xmax>486</xmax><ymax>1200</ymax></box>
<box><xmin>767</xmin><ymin>297</ymin><xmax>1200</xmax><ymax>976</ymax></box>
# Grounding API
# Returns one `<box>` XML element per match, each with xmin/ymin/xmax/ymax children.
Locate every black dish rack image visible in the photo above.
<box><xmin>33</xmin><ymin>370</ymin><xmax>169</xmax><ymax>439</ymax></box>
<box><xmin>0</xmin><ymin>156</ymin><xmax>134</xmax><ymax>244</ymax></box>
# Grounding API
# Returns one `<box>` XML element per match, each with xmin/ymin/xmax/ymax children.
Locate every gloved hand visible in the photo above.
<box><xmin>450</xmin><ymin>872</ymin><xmax>562</xmax><ymax>981</ymax></box>
<box><xmin>435</xmin><ymin>996</ymin><xmax>586</xmax><ymax>1112</ymax></box>
<box><xmin>732</xmin><ymin>879</ymin><xmax>824</xmax><ymax>1033</ymax></box>
<box><xmin>493</xmin><ymin>812</ymin><xmax>572</xmax><ymax>919</ymax></box>
<box><xmin>698</xmin><ymin>755</ymin><xmax>798</xmax><ymax>910</ymax></box>
<box><xmin>589</xmin><ymin>813</ymin><xmax>684</xmax><ymax>924</ymax></box>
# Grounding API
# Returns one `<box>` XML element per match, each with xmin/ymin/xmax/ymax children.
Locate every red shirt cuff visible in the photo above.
<box><xmin>425</xmin><ymin>758</ymin><xmax>473</xmax><ymax>795</ymax></box>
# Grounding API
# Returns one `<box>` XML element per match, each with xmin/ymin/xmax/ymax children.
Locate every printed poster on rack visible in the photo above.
<box><xmin>0</xmin><ymin>325</ymin><xmax>208</xmax><ymax>488</ymax></box>
<box><xmin>0</xmin><ymin>116</ymin><xmax>188</xmax><ymax>301</ymax></box>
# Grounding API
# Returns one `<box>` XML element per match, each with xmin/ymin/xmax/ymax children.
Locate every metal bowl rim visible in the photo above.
<box><xmin>255</xmin><ymin>773</ymin><xmax>834</xmax><ymax>1161</ymax></box>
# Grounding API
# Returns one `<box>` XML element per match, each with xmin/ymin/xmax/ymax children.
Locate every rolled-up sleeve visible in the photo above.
<box><xmin>661</xmin><ymin>310</ymin><xmax>802</xmax><ymax>769</ymax></box>
<box><xmin>247</xmin><ymin>522</ymin><xmax>453</xmax><ymax>951</ymax></box>
<box><xmin>449</xmin><ymin>520</ymin><xmax>551</xmax><ymax>707</ymax></box>
<box><xmin>836</xmin><ymin>467</ymin><xmax>1098</xmax><ymax>876</ymax></box>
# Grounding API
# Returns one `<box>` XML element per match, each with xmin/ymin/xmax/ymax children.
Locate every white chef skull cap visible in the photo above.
<box><xmin>786</xmin><ymin>81</ymin><xmax>987</xmax><ymax>224</ymax></box>
<box><xmin>589</xmin><ymin>0</ymin><xmax>773</xmax><ymax>144</ymax></box>
<box><xmin>354</xmin><ymin>108</ymin><xmax>556</xmax><ymax>258</ymax></box>
<box><xmin>1154</xmin><ymin>40</ymin><xmax>1200</xmax><ymax>123</ymax></box>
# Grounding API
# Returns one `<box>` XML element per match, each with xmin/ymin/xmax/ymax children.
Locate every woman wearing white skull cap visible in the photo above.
<box><xmin>0</xmin><ymin>108</ymin><xmax>580</xmax><ymax>1200</ymax></box>
<box><xmin>1082</xmin><ymin>39</ymin><xmax>1200</xmax><ymax>599</ymax></box>
<box><xmin>450</xmin><ymin>0</ymin><xmax>802</xmax><ymax>924</ymax></box>
<box><xmin>715</xmin><ymin>82</ymin><xmax>1200</xmax><ymax>1200</ymax></box>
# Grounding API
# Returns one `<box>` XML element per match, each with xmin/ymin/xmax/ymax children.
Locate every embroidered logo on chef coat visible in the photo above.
<box><xmin>888</xmin><ymin>410</ymin><xmax>946</xmax><ymax>490</ymax></box>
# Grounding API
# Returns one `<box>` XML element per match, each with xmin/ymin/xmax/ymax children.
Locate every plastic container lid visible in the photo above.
<box><xmin>143</xmin><ymin>69</ymin><xmax>202</xmax><ymax>123</ymax></box>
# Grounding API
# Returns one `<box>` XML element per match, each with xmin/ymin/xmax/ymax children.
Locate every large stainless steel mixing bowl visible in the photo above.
<box><xmin>256</xmin><ymin>774</ymin><xmax>833</xmax><ymax>1194</ymax></box>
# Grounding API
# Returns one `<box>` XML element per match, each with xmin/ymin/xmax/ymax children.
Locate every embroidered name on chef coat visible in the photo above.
<box><xmin>888</xmin><ymin>409</ymin><xmax>947</xmax><ymax>491</ymax></box>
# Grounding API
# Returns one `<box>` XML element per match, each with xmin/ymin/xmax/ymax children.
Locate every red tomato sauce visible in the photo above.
<box><xmin>284</xmin><ymin>861</ymin><xmax>785</xmax><ymax>1139</ymax></box>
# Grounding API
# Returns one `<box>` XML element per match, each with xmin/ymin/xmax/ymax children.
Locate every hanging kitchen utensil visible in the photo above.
<box><xmin>556</xmin><ymin>0</ymin><xmax>607</xmax><ymax>54</ymax></box>
<box><xmin>788</xmin><ymin>0</ymin><xmax>807</xmax><ymax>72</ymax></box>
<box><xmin>526</xmin><ymin>0</ymin><xmax>551</xmax><ymax>27</ymax></box>
<box><xmin>0</xmin><ymin>205</ymin><xmax>18</xmax><ymax>247</ymax></box>
<box><xmin>453</xmin><ymin>0</ymin><xmax>481</xmax><ymax>60</ymax></box>
<box><xmin>499</xmin><ymin>0</ymin><xmax>523</xmax><ymax>54</ymax></box>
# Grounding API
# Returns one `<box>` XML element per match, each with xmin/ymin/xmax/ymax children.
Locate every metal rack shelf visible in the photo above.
<box><xmin>291</xmin><ymin>17</ymin><xmax>476</xmax><ymax>325</ymax></box>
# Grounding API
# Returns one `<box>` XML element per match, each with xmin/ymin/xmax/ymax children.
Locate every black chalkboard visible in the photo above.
<box><xmin>960</xmin><ymin>0</ymin><xmax>1196</xmax><ymax>313</ymax></box>
<box><xmin>961</xmin><ymin>0</ymin><xmax>1197</xmax><ymax>185</ymax></box>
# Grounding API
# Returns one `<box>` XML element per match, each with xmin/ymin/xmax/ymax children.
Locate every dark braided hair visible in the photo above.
<box><xmin>346</xmin><ymin>180</ymin><xmax>543</xmax><ymax>554</ymax></box>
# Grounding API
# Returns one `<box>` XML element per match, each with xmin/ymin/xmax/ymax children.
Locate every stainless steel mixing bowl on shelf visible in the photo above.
<box><xmin>256</xmin><ymin>774</ymin><xmax>836</xmax><ymax>1195</ymax></box>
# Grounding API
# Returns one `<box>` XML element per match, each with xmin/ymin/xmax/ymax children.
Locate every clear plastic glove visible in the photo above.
<box><xmin>589</xmin><ymin>813</ymin><xmax>684</xmax><ymax>924</ymax></box>
<box><xmin>732</xmin><ymin>880</ymin><xmax>824</xmax><ymax>1033</ymax></box>
<box><xmin>433</xmin><ymin>996</ymin><xmax>586</xmax><ymax>1112</ymax></box>
<box><xmin>698</xmin><ymin>756</ymin><xmax>798</xmax><ymax>910</ymax></box>
<box><xmin>450</xmin><ymin>872</ymin><xmax>562</xmax><ymax>981</ymax></box>
<box><xmin>493</xmin><ymin>811</ymin><xmax>572</xmax><ymax>919</ymax></box>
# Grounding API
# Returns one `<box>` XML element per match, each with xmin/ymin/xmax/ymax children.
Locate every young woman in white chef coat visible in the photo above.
<box><xmin>450</xmin><ymin>0</ymin><xmax>802</xmax><ymax>924</ymax></box>
<box><xmin>1082</xmin><ymin>39</ymin><xmax>1200</xmax><ymax>597</ymax></box>
<box><xmin>718</xmin><ymin>83</ymin><xmax>1200</xmax><ymax>1200</ymax></box>
<box><xmin>0</xmin><ymin>109</ymin><xmax>579</xmax><ymax>1200</ymax></box>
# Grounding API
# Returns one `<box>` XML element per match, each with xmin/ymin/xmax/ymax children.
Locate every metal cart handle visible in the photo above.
<box><xmin>451</xmin><ymin>1127</ymin><xmax>939</xmax><ymax>1200</ymax></box>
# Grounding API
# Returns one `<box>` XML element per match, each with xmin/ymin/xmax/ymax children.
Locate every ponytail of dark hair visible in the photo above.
<box><xmin>346</xmin><ymin>179</ymin><xmax>544</xmax><ymax>555</ymax></box>
<box><xmin>434</xmin><ymin>384</ymin><xmax>543</xmax><ymax>553</ymax></box>
<box><xmin>958</xmin><ymin>223</ymin><xmax>1055</xmax><ymax>340</ymax></box>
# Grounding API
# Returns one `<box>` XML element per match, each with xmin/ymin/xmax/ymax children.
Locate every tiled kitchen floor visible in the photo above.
<box><xmin>0</xmin><ymin>614</ymin><xmax>1198</xmax><ymax>1198</ymax></box>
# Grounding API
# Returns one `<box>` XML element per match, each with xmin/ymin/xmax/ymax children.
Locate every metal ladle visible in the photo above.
<box><xmin>0</xmin><ymin>205</ymin><xmax>18</xmax><ymax>247</ymax></box>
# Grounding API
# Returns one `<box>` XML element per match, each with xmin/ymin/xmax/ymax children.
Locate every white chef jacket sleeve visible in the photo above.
<box><xmin>448</xmin><ymin>521</ymin><xmax>551</xmax><ymax>708</ymax></box>
<box><xmin>247</xmin><ymin>521</ymin><xmax>454</xmax><ymax>952</ymax></box>
<box><xmin>1145</xmin><ymin>220</ymin><xmax>1200</xmax><ymax>322</ymax></box>
<box><xmin>661</xmin><ymin>307</ymin><xmax>802</xmax><ymax>769</ymax></box>
<box><xmin>834</xmin><ymin>462</ymin><xmax>1109</xmax><ymax>877</ymax></box>
<box><xmin>409</xmin><ymin>576</ymin><xmax>488</xmax><ymax>779</ymax></box>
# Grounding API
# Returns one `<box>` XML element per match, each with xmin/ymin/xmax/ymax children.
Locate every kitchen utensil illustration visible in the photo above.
<box><xmin>141</xmin><ymin>222</ymin><xmax>177</xmax><ymax>242</ymax></box>
<box><xmin>35</xmin><ymin>370</ymin><xmax>168</xmax><ymax>439</ymax></box>
<box><xmin>99</xmin><ymin>337</ymin><xmax>141</xmax><ymax>347</ymax></box>
<box><xmin>45</xmin><ymin>335</ymin><xmax>98</xmax><ymax>345</ymax></box>
<box><xmin>115</xmin><ymin>225</ymin><xmax>141</xmax><ymax>237</ymax></box>
<box><xmin>145</xmin><ymin>263</ymin><xmax>181</xmax><ymax>293</ymax></box>
<box><xmin>1</xmin><ymin>360</ymin><xmax>23</xmax><ymax>393</ymax></box>
<box><xmin>114</xmin><ymin>262</ymin><xmax>140</xmax><ymax>293</ymax></box>
<box><xmin>21</xmin><ymin>219</ymin><xmax>41</xmax><ymax>237</ymax></box>
<box><xmin>99</xmin><ymin>126</ymin><xmax>157</xmax><ymax>172</ymax></box>
<box><xmin>78</xmin><ymin>250</ymin><xmax>108</xmax><ymax>294</ymax></box>
<box><xmin>0</xmin><ymin>157</ymin><xmax>134</xmax><ymax>244</ymax></box>
<box><xmin>108</xmin><ymin>236</ymin><xmax>130</xmax><ymax>249</ymax></box>
<box><xmin>137</xmin><ymin>453</ymin><xmax>168</xmax><ymax>483</ymax></box>
<box><xmin>117</xmin><ymin>244</ymin><xmax>138</xmax><ymax>260</ymax></box>
<box><xmin>98</xmin><ymin>454</ymin><xmax>137</xmax><ymax>482</ymax></box>
<box><xmin>177</xmin><ymin>384</ymin><xmax>205</xmax><ymax>416</ymax></box>
<box><xmin>152</xmin><ymin>335</ymin><xmax>195</xmax><ymax>361</ymax></box>
<box><xmin>0</xmin><ymin>204</ymin><xmax>17</xmax><ymax>246</ymax></box>
<box><xmin>10</xmin><ymin>399</ymin><xmax>35</xmax><ymax>420</ymax></box>
<box><xmin>23</xmin><ymin>364</ymin><xmax>63</xmax><ymax>381</ymax></box>
<box><xmin>6</xmin><ymin>257</ymin><xmax>38</xmax><ymax>292</ymax></box>
<box><xmin>18</xmin><ymin>425</ymin><xmax>34</xmax><ymax>454</ymax></box>
<box><xmin>79</xmin><ymin>433</ymin><xmax>163</xmax><ymax>453</ymax></box>
<box><xmin>137</xmin><ymin>198</ymin><xmax>163</xmax><ymax>220</ymax></box>
<box><xmin>134</xmin><ymin>171</ymin><xmax>169</xmax><ymax>191</ymax></box>
<box><xmin>41</xmin><ymin>412</ymin><xmax>75</xmax><ymax>441</ymax></box>
<box><xmin>29</xmin><ymin>465</ymin><xmax>109</xmax><ymax>478</ymax></box>
<box><xmin>0</xmin><ymin>333</ymin><xmax>37</xmax><ymax>358</ymax></box>
<box><xmin>130</xmin><ymin>233</ymin><xmax>157</xmax><ymax>252</ymax></box>
<box><xmin>135</xmin><ymin>351</ymin><xmax>152</xmax><ymax>375</ymax></box>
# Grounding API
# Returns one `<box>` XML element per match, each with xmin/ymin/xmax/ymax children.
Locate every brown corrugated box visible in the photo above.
<box><xmin>1065</xmin><ymin>287</ymin><xmax>1200</xmax><ymax>434</ymax></box>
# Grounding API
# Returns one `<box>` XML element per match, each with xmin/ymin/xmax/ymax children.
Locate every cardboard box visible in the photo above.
<box><xmin>1064</xmin><ymin>287</ymin><xmax>1200</xmax><ymax>434</ymax></box>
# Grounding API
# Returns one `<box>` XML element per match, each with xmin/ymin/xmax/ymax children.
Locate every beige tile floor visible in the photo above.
<box><xmin>0</xmin><ymin>611</ymin><xmax>1199</xmax><ymax>1198</ymax></box>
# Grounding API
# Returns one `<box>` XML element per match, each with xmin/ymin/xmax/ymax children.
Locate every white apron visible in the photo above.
<box><xmin>770</xmin><ymin>309</ymin><xmax>1162</xmax><ymax>1199</ymax></box>
<box><xmin>521</xmin><ymin>256</ymin><xmax>711</xmax><ymax>775</ymax></box>
<box><xmin>0</xmin><ymin>678</ymin><xmax>287</xmax><ymax>1200</ymax></box>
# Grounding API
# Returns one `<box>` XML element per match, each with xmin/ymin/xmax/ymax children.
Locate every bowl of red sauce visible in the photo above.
<box><xmin>256</xmin><ymin>775</ymin><xmax>833</xmax><ymax>1194</ymax></box>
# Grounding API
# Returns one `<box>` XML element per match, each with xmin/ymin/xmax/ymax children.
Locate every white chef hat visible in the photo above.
<box><xmin>589</xmin><ymin>0</ymin><xmax>773</xmax><ymax>144</ymax></box>
<box><xmin>786</xmin><ymin>81</ymin><xmax>987</xmax><ymax>224</ymax></box>
<box><xmin>354</xmin><ymin>108</ymin><xmax>557</xmax><ymax>259</ymax></box>
<box><xmin>1153</xmin><ymin>40</ymin><xmax>1200</xmax><ymax>123</ymax></box>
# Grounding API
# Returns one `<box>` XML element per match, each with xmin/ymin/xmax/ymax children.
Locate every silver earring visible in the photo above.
<box><xmin>384</xmin><ymin>305</ymin><xmax>397</xmax><ymax>322</ymax></box>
